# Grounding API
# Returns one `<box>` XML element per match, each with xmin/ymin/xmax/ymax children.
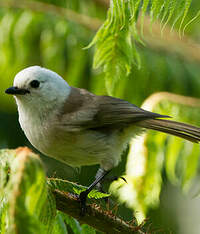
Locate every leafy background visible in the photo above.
<box><xmin>0</xmin><ymin>0</ymin><xmax>200</xmax><ymax>233</ymax></box>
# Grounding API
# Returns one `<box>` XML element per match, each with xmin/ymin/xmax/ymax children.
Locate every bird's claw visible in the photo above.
<box><xmin>112</xmin><ymin>176</ymin><xmax>127</xmax><ymax>183</ymax></box>
<box><xmin>119</xmin><ymin>176</ymin><xmax>127</xmax><ymax>183</ymax></box>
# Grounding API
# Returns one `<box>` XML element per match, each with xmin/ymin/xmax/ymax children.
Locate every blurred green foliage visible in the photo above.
<box><xmin>0</xmin><ymin>0</ymin><xmax>200</xmax><ymax>233</ymax></box>
<box><xmin>111</xmin><ymin>93</ymin><xmax>200</xmax><ymax>222</ymax></box>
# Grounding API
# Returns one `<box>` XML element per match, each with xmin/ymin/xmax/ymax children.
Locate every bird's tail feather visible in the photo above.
<box><xmin>136</xmin><ymin>119</ymin><xmax>200</xmax><ymax>143</ymax></box>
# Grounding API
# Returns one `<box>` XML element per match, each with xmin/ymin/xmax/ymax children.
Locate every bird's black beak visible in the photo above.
<box><xmin>5</xmin><ymin>86</ymin><xmax>30</xmax><ymax>95</ymax></box>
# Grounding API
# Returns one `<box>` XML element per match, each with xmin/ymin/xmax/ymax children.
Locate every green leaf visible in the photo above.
<box><xmin>52</xmin><ymin>213</ymin><xmax>68</xmax><ymax>234</ymax></box>
<box><xmin>48</xmin><ymin>178</ymin><xmax>110</xmax><ymax>199</ymax></box>
<box><xmin>150</xmin><ymin>0</ymin><xmax>165</xmax><ymax>22</ymax></box>
<box><xmin>179</xmin><ymin>0</ymin><xmax>192</xmax><ymax>36</ymax></box>
<box><xmin>60</xmin><ymin>212</ymin><xmax>96</xmax><ymax>234</ymax></box>
<box><xmin>183</xmin><ymin>10</ymin><xmax>200</xmax><ymax>35</ymax></box>
<box><xmin>0</xmin><ymin>149</ymin><xmax>102</xmax><ymax>233</ymax></box>
<box><xmin>181</xmin><ymin>142</ymin><xmax>200</xmax><ymax>191</ymax></box>
<box><xmin>0</xmin><ymin>148</ymin><xmax>47</xmax><ymax>233</ymax></box>
<box><xmin>161</xmin><ymin>0</ymin><xmax>177</xmax><ymax>34</ymax></box>
<box><xmin>165</xmin><ymin>136</ymin><xmax>184</xmax><ymax>184</ymax></box>
<box><xmin>88</xmin><ymin>0</ymin><xmax>137</xmax><ymax>95</ymax></box>
<box><xmin>60</xmin><ymin>213</ymin><xmax>82</xmax><ymax>234</ymax></box>
<box><xmin>40</xmin><ymin>188</ymin><xmax>57</xmax><ymax>233</ymax></box>
<box><xmin>140</xmin><ymin>0</ymin><xmax>150</xmax><ymax>36</ymax></box>
<box><xmin>81</xmin><ymin>224</ymin><xmax>96</xmax><ymax>234</ymax></box>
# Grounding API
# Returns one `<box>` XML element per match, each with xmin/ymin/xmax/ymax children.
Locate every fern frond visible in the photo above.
<box><xmin>183</xmin><ymin>10</ymin><xmax>200</xmax><ymax>35</ymax></box>
<box><xmin>161</xmin><ymin>0</ymin><xmax>177</xmax><ymax>34</ymax></box>
<box><xmin>170</xmin><ymin>0</ymin><xmax>186</xmax><ymax>33</ymax></box>
<box><xmin>90</xmin><ymin>0</ymin><xmax>197</xmax><ymax>95</ymax></box>
<box><xmin>179</xmin><ymin>0</ymin><xmax>192</xmax><ymax>36</ymax></box>
<box><xmin>88</xmin><ymin>0</ymin><xmax>137</xmax><ymax>95</ymax></box>
<box><xmin>150</xmin><ymin>0</ymin><xmax>165</xmax><ymax>25</ymax></box>
<box><xmin>140</xmin><ymin>0</ymin><xmax>150</xmax><ymax>36</ymax></box>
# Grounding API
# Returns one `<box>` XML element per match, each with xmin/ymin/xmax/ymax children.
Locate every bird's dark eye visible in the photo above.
<box><xmin>30</xmin><ymin>80</ymin><xmax>40</xmax><ymax>88</ymax></box>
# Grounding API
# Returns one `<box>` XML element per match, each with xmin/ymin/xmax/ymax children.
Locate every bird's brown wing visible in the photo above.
<box><xmin>93</xmin><ymin>95</ymin><xmax>169</xmax><ymax>128</ymax></box>
<box><xmin>58</xmin><ymin>87</ymin><xmax>168</xmax><ymax>131</ymax></box>
<box><xmin>58</xmin><ymin>87</ymin><xmax>200</xmax><ymax>142</ymax></box>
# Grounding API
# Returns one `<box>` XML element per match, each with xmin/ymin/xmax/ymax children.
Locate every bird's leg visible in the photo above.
<box><xmin>94</xmin><ymin>168</ymin><xmax>109</xmax><ymax>192</ymax></box>
<box><xmin>79</xmin><ymin>168</ymin><xmax>111</xmax><ymax>216</ymax></box>
<box><xmin>94</xmin><ymin>168</ymin><xmax>127</xmax><ymax>193</ymax></box>
<box><xmin>95</xmin><ymin>168</ymin><xmax>127</xmax><ymax>190</ymax></box>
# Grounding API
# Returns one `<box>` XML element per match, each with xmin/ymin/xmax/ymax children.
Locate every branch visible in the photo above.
<box><xmin>1</xmin><ymin>0</ymin><xmax>200</xmax><ymax>64</ymax></box>
<box><xmin>94</xmin><ymin>0</ymin><xmax>109</xmax><ymax>8</ymax></box>
<box><xmin>52</xmin><ymin>189</ymin><xmax>144</xmax><ymax>234</ymax></box>
<box><xmin>0</xmin><ymin>0</ymin><xmax>101</xmax><ymax>31</ymax></box>
<box><xmin>142</xmin><ymin>92</ymin><xmax>200</xmax><ymax>110</ymax></box>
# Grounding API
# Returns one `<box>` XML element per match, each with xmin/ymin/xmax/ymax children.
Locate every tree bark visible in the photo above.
<box><xmin>52</xmin><ymin>189</ymin><xmax>144</xmax><ymax>234</ymax></box>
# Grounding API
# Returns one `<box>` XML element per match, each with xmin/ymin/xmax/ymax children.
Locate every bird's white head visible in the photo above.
<box><xmin>5</xmin><ymin>66</ymin><xmax>71</xmax><ymax>112</ymax></box>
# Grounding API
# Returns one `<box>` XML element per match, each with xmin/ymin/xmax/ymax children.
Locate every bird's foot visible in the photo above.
<box><xmin>79</xmin><ymin>190</ymin><xmax>88</xmax><ymax>216</ymax></box>
<box><xmin>78</xmin><ymin>169</ymin><xmax>111</xmax><ymax>216</ymax></box>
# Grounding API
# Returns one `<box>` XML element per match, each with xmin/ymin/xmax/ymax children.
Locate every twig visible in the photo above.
<box><xmin>52</xmin><ymin>189</ymin><xmax>144</xmax><ymax>234</ymax></box>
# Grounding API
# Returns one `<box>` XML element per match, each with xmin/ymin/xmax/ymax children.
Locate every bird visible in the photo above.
<box><xmin>5</xmin><ymin>66</ymin><xmax>200</xmax><ymax>214</ymax></box>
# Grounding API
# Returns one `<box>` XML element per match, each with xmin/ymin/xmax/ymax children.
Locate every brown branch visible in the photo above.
<box><xmin>0</xmin><ymin>0</ymin><xmax>101</xmax><ymax>31</ymax></box>
<box><xmin>94</xmin><ymin>0</ymin><xmax>109</xmax><ymax>8</ymax></box>
<box><xmin>52</xmin><ymin>189</ymin><xmax>144</xmax><ymax>234</ymax></box>
<box><xmin>1</xmin><ymin>0</ymin><xmax>200</xmax><ymax>64</ymax></box>
<box><xmin>142</xmin><ymin>91</ymin><xmax>200</xmax><ymax>110</ymax></box>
